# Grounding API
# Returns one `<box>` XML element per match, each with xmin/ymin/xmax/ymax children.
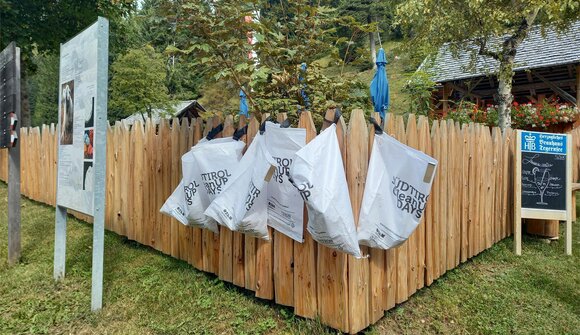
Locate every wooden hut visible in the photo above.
<box><xmin>428</xmin><ymin>21</ymin><xmax>580</xmax><ymax>116</ymax></box>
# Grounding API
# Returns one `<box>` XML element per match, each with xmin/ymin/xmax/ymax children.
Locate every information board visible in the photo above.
<box><xmin>514</xmin><ymin>130</ymin><xmax>572</xmax><ymax>256</ymax></box>
<box><xmin>56</xmin><ymin>19</ymin><xmax>101</xmax><ymax>215</ymax></box>
<box><xmin>53</xmin><ymin>17</ymin><xmax>109</xmax><ymax>311</ymax></box>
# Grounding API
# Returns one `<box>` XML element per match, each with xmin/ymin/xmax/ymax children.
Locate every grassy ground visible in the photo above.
<box><xmin>1</xmin><ymin>182</ymin><xmax>579</xmax><ymax>334</ymax></box>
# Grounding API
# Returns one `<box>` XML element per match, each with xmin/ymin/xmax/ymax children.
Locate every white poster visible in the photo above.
<box><xmin>264</xmin><ymin>122</ymin><xmax>306</xmax><ymax>242</ymax></box>
<box><xmin>56</xmin><ymin>22</ymin><xmax>100</xmax><ymax>215</ymax></box>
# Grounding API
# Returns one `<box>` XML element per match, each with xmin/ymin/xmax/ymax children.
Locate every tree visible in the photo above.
<box><xmin>109</xmin><ymin>45</ymin><xmax>173</xmax><ymax>121</ymax></box>
<box><xmin>0</xmin><ymin>0</ymin><xmax>134</xmax><ymax>126</ymax></box>
<box><xmin>175</xmin><ymin>0</ymin><xmax>370</xmax><ymax>121</ymax></box>
<box><xmin>29</xmin><ymin>54</ymin><xmax>60</xmax><ymax>126</ymax></box>
<box><xmin>397</xmin><ymin>1</ymin><xmax>580</xmax><ymax>131</ymax></box>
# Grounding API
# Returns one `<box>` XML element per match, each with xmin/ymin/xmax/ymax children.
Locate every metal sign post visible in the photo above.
<box><xmin>0</xmin><ymin>42</ymin><xmax>21</xmax><ymax>265</ymax></box>
<box><xmin>514</xmin><ymin>130</ymin><xmax>573</xmax><ymax>255</ymax></box>
<box><xmin>53</xmin><ymin>17</ymin><xmax>109</xmax><ymax>311</ymax></box>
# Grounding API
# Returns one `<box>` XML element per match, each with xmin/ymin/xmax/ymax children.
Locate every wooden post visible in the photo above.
<box><xmin>7</xmin><ymin>45</ymin><xmax>21</xmax><ymax>265</ymax></box>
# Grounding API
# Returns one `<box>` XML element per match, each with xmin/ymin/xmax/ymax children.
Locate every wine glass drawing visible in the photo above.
<box><xmin>532</xmin><ymin>167</ymin><xmax>551</xmax><ymax>205</ymax></box>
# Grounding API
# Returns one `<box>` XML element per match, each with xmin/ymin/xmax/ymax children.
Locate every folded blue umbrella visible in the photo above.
<box><xmin>370</xmin><ymin>48</ymin><xmax>390</xmax><ymax>119</ymax></box>
<box><xmin>239</xmin><ymin>89</ymin><xmax>249</xmax><ymax>117</ymax></box>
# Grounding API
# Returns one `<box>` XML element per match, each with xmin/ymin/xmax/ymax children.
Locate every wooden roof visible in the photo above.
<box><xmin>427</xmin><ymin>21</ymin><xmax>580</xmax><ymax>84</ymax></box>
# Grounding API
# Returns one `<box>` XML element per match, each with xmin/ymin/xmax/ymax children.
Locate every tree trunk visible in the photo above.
<box><xmin>368</xmin><ymin>14</ymin><xmax>376</xmax><ymax>69</ymax></box>
<box><xmin>497</xmin><ymin>57</ymin><xmax>514</xmax><ymax>132</ymax></box>
<box><xmin>370</xmin><ymin>32</ymin><xmax>376</xmax><ymax>69</ymax></box>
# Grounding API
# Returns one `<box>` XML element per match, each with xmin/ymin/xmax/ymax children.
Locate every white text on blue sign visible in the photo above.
<box><xmin>521</xmin><ymin>131</ymin><xmax>566</xmax><ymax>155</ymax></box>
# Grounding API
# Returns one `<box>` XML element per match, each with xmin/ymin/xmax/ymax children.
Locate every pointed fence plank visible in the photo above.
<box><xmin>394</xmin><ymin>115</ymin><xmax>409</xmax><ymax>304</ymax></box>
<box><xmin>384</xmin><ymin>114</ymin><xmax>397</xmax><ymax>308</ymax></box>
<box><xmin>316</xmin><ymin>109</ymin><xmax>349</xmax><ymax>332</ymax></box>
<box><xmin>133</xmin><ymin>121</ymin><xmax>145</xmax><ymax>245</ymax></box>
<box><xmin>416</xmin><ymin>116</ymin><xmax>431</xmax><ymax>290</ymax></box>
<box><xmin>460</xmin><ymin>124</ymin><xmax>469</xmax><ymax>263</ymax></box>
<box><xmin>294</xmin><ymin>111</ymin><xmax>318</xmax><ymax>319</ymax></box>
<box><xmin>273</xmin><ymin>113</ymin><xmax>295</xmax><ymax>307</ymax></box>
<box><xmin>244</xmin><ymin>116</ymin><xmax>260</xmax><ymax>291</ymax></box>
<box><xmin>219</xmin><ymin>115</ymin><xmax>235</xmax><ymax>283</ymax></box>
<box><xmin>191</xmin><ymin>118</ymin><xmax>204</xmax><ymax>270</ymax></box>
<box><xmin>255</xmin><ymin>113</ymin><xmax>274</xmax><ymax>300</ymax></box>
<box><xmin>429</xmin><ymin>120</ymin><xmax>441</xmax><ymax>282</ymax></box>
<box><xmin>368</xmin><ymin>112</ymin><xmax>387</xmax><ymax>323</ymax></box>
<box><xmin>405</xmin><ymin>115</ymin><xmax>419</xmax><ymax>297</ymax></box>
<box><xmin>232</xmin><ymin>116</ymin><xmax>246</xmax><ymax>288</ymax></box>
<box><xmin>170</xmin><ymin>118</ymin><xmax>181</xmax><ymax>258</ymax></box>
<box><xmin>177</xmin><ymin>119</ymin><xmax>190</xmax><ymax>262</ymax></box>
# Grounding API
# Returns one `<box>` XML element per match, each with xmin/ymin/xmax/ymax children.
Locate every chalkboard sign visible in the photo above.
<box><xmin>514</xmin><ymin>130</ymin><xmax>573</xmax><ymax>256</ymax></box>
<box><xmin>520</xmin><ymin>131</ymin><xmax>567</xmax><ymax>211</ymax></box>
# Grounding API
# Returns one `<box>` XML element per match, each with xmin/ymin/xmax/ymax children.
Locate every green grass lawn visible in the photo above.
<box><xmin>1</xmin><ymin>181</ymin><xmax>579</xmax><ymax>334</ymax></box>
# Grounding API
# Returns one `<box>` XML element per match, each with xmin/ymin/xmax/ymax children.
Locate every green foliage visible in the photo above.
<box><xmin>402</xmin><ymin>70</ymin><xmax>435</xmax><ymax>117</ymax></box>
<box><xmin>29</xmin><ymin>54</ymin><xmax>60</xmax><ymax>126</ymax></box>
<box><xmin>176</xmin><ymin>0</ymin><xmax>371</xmax><ymax>121</ymax></box>
<box><xmin>109</xmin><ymin>45</ymin><xmax>173</xmax><ymax>121</ymax></box>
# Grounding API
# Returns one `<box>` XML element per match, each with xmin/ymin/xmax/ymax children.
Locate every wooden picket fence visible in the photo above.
<box><xmin>3</xmin><ymin>110</ymin><xmax>577</xmax><ymax>333</ymax></box>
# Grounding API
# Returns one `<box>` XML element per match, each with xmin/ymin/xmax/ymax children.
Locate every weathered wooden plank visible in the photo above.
<box><xmin>244</xmin><ymin>116</ymin><xmax>260</xmax><ymax>291</ymax></box>
<box><xmin>438</xmin><ymin>120</ymin><xmax>448</xmax><ymax>275</ymax></box>
<box><xmin>294</xmin><ymin>111</ymin><xmax>318</xmax><ymax>319</ymax></box>
<box><xmin>176</xmin><ymin>119</ymin><xmax>190</xmax><ymax>262</ymax></box>
<box><xmin>416</xmin><ymin>116</ymin><xmax>431</xmax><ymax>290</ymax></box>
<box><xmin>232</xmin><ymin>115</ymin><xmax>246</xmax><ymax>288</ymax></box>
<box><xmin>460</xmin><ymin>124</ymin><xmax>469</xmax><ymax>263</ymax></box>
<box><xmin>427</xmin><ymin>120</ymin><xmax>440</xmax><ymax>284</ymax></box>
<box><xmin>442</xmin><ymin>120</ymin><xmax>457</xmax><ymax>272</ymax></box>
<box><xmin>120</xmin><ymin>122</ymin><xmax>131</xmax><ymax>239</ymax></box>
<box><xmin>132</xmin><ymin>121</ymin><xmax>145</xmax><ymax>245</ymax></box>
<box><xmin>273</xmin><ymin>112</ymin><xmax>295</xmax><ymax>307</ymax></box>
<box><xmin>368</xmin><ymin>112</ymin><xmax>387</xmax><ymax>322</ymax></box>
<box><xmin>112</xmin><ymin>122</ymin><xmax>123</xmax><ymax>235</ymax></box>
<box><xmin>191</xmin><ymin>118</ymin><xmax>204</xmax><ymax>270</ymax></box>
<box><xmin>394</xmin><ymin>115</ymin><xmax>408</xmax><ymax>304</ymax></box>
<box><xmin>170</xmin><ymin>118</ymin><xmax>181</xmax><ymax>258</ymax></box>
<box><xmin>218</xmin><ymin>115</ymin><xmax>235</xmax><ymax>283</ymax></box>
<box><xmin>454</xmin><ymin>122</ymin><xmax>462</xmax><ymax>267</ymax></box>
<box><xmin>159</xmin><ymin>119</ymin><xmax>172</xmax><ymax>255</ymax></box>
<box><xmin>255</xmin><ymin>113</ymin><xmax>274</xmax><ymax>300</ymax></box>
<box><xmin>316</xmin><ymin>109</ymin><xmax>349</xmax><ymax>332</ymax></box>
<box><xmin>405</xmin><ymin>115</ymin><xmax>419</xmax><ymax>297</ymax></box>
<box><xmin>384</xmin><ymin>114</ymin><xmax>397</xmax><ymax>307</ymax></box>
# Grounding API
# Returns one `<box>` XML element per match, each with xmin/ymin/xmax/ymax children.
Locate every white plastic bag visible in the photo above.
<box><xmin>191</xmin><ymin>137</ymin><xmax>245</xmax><ymax>201</ymax></box>
<box><xmin>358</xmin><ymin>131</ymin><xmax>437</xmax><ymax>249</ymax></box>
<box><xmin>264</xmin><ymin>121</ymin><xmax>307</xmax><ymax>242</ymax></box>
<box><xmin>289</xmin><ymin>124</ymin><xmax>362</xmax><ymax>258</ymax></box>
<box><xmin>181</xmin><ymin>143</ymin><xmax>216</xmax><ymax>232</ymax></box>
<box><xmin>204</xmin><ymin>134</ymin><xmax>276</xmax><ymax>240</ymax></box>
<box><xmin>160</xmin><ymin>180</ymin><xmax>189</xmax><ymax>226</ymax></box>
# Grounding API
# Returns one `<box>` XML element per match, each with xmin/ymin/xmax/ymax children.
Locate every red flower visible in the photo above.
<box><xmin>513</xmin><ymin>101</ymin><xmax>519</xmax><ymax>106</ymax></box>
<box><xmin>539</xmin><ymin>116</ymin><xmax>544</xmax><ymax>121</ymax></box>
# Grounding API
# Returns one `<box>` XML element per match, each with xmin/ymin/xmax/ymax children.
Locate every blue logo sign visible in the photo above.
<box><xmin>521</xmin><ymin>131</ymin><xmax>566</xmax><ymax>154</ymax></box>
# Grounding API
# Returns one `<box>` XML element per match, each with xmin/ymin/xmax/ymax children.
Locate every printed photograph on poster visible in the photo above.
<box><xmin>85</xmin><ymin>97</ymin><xmax>95</xmax><ymax>128</ymax></box>
<box><xmin>83</xmin><ymin>161</ymin><xmax>94</xmax><ymax>191</ymax></box>
<box><xmin>60</xmin><ymin>80</ymin><xmax>75</xmax><ymax>145</ymax></box>
<box><xmin>84</xmin><ymin>129</ymin><xmax>94</xmax><ymax>159</ymax></box>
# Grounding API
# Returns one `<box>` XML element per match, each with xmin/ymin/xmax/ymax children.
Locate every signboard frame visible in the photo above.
<box><xmin>514</xmin><ymin>129</ymin><xmax>573</xmax><ymax>255</ymax></box>
<box><xmin>1</xmin><ymin>42</ymin><xmax>21</xmax><ymax>265</ymax></box>
<box><xmin>53</xmin><ymin>17</ymin><xmax>109</xmax><ymax>311</ymax></box>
